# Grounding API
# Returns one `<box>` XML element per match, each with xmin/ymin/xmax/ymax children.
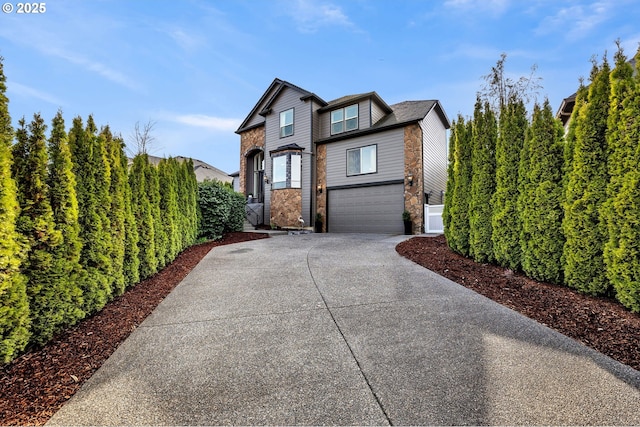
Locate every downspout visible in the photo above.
<box><xmin>310</xmin><ymin>99</ymin><xmax>315</xmax><ymax>226</ymax></box>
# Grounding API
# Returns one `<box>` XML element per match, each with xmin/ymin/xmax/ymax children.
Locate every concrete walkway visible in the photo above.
<box><xmin>48</xmin><ymin>234</ymin><xmax>640</xmax><ymax>425</ymax></box>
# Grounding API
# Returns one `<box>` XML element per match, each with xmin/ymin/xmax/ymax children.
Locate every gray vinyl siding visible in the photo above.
<box><xmin>318</xmin><ymin>99</ymin><xmax>372</xmax><ymax>139</ymax></box>
<box><xmin>325</xmin><ymin>127</ymin><xmax>404</xmax><ymax>187</ymax></box>
<box><xmin>421</xmin><ymin>108</ymin><xmax>448</xmax><ymax>204</ymax></box>
<box><xmin>264</xmin><ymin>87</ymin><xmax>313</xmax><ymax>224</ymax></box>
<box><xmin>371</xmin><ymin>101</ymin><xmax>387</xmax><ymax>125</ymax></box>
<box><xmin>245</xmin><ymin>84</ymin><xmax>280</xmax><ymax>129</ymax></box>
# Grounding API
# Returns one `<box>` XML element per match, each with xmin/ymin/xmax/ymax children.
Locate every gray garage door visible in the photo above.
<box><xmin>328</xmin><ymin>184</ymin><xmax>404</xmax><ymax>233</ymax></box>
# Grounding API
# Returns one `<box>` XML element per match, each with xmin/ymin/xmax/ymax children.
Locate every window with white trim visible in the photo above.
<box><xmin>272</xmin><ymin>152</ymin><xmax>302</xmax><ymax>189</ymax></box>
<box><xmin>280</xmin><ymin>108</ymin><xmax>294</xmax><ymax>137</ymax></box>
<box><xmin>331</xmin><ymin>104</ymin><xmax>358</xmax><ymax>135</ymax></box>
<box><xmin>347</xmin><ymin>144</ymin><xmax>377</xmax><ymax>176</ymax></box>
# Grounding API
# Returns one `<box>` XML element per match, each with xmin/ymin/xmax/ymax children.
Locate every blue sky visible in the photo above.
<box><xmin>1</xmin><ymin>0</ymin><xmax>638</xmax><ymax>174</ymax></box>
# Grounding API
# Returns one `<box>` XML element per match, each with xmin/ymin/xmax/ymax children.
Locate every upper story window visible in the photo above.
<box><xmin>347</xmin><ymin>144</ymin><xmax>377</xmax><ymax>176</ymax></box>
<box><xmin>280</xmin><ymin>108</ymin><xmax>294</xmax><ymax>138</ymax></box>
<box><xmin>272</xmin><ymin>152</ymin><xmax>301</xmax><ymax>189</ymax></box>
<box><xmin>331</xmin><ymin>104</ymin><xmax>358</xmax><ymax>135</ymax></box>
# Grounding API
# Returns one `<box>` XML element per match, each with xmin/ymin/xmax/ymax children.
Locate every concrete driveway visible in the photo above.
<box><xmin>48</xmin><ymin>233</ymin><xmax>640</xmax><ymax>425</ymax></box>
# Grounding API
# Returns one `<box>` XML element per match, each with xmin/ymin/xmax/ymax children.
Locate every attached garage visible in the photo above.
<box><xmin>327</xmin><ymin>183</ymin><xmax>404</xmax><ymax>233</ymax></box>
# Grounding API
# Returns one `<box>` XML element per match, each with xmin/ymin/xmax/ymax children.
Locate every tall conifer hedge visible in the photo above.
<box><xmin>491</xmin><ymin>96</ymin><xmax>527</xmax><ymax>270</ymax></box>
<box><xmin>562</xmin><ymin>58</ymin><xmax>611</xmax><ymax>295</ymax></box>
<box><xmin>0</xmin><ymin>56</ymin><xmax>30</xmax><ymax>363</ymax></box>
<box><xmin>519</xmin><ymin>100</ymin><xmax>565</xmax><ymax>284</ymax></box>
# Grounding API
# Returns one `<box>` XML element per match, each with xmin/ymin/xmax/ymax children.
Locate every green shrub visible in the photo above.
<box><xmin>198</xmin><ymin>180</ymin><xmax>245</xmax><ymax>240</ymax></box>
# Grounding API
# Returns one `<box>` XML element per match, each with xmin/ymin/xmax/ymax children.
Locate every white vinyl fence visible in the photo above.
<box><xmin>424</xmin><ymin>204</ymin><xmax>444</xmax><ymax>233</ymax></box>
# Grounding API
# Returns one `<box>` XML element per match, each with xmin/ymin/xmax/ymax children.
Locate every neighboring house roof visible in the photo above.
<box><xmin>141</xmin><ymin>154</ymin><xmax>232</xmax><ymax>183</ymax></box>
<box><xmin>556</xmin><ymin>92</ymin><xmax>576</xmax><ymax>127</ymax></box>
<box><xmin>236</xmin><ymin>78</ymin><xmax>327</xmax><ymax>133</ymax></box>
<box><xmin>556</xmin><ymin>57</ymin><xmax>637</xmax><ymax>126</ymax></box>
<box><xmin>316</xmin><ymin>99</ymin><xmax>451</xmax><ymax>144</ymax></box>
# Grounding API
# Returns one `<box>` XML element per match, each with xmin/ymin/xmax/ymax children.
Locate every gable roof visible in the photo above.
<box><xmin>318</xmin><ymin>91</ymin><xmax>393</xmax><ymax>114</ymax></box>
<box><xmin>316</xmin><ymin>99</ymin><xmax>450</xmax><ymax>144</ymax></box>
<box><xmin>235</xmin><ymin>78</ymin><xmax>326</xmax><ymax>134</ymax></box>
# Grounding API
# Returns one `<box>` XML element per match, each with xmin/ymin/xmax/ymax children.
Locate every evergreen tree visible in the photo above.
<box><xmin>12</xmin><ymin>114</ymin><xmax>66</xmax><ymax>345</ymax></box>
<box><xmin>47</xmin><ymin>110</ymin><xmax>84</xmax><ymax>326</ymax></box>
<box><xmin>562</xmin><ymin>82</ymin><xmax>588</xmax><ymax>197</ymax></box>
<box><xmin>0</xmin><ymin>56</ymin><xmax>29</xmax><ymax>363</ymax></box>
<box><xmin>519</xmin><ymin>100</ymin><xmax>565</xmax><ymax>284</ymax></box>
<box><xmin>102</xmin><ymin>126</ymin><xmax>127</xmax><ymax>295</ymax></box>
<box><xmin>491</xmin><ymin>95</ymin><xmax>527</xmax><ymax>270</ymax></box>
<box><xmin>603</xmin><ymin>46</ymin><xmax>640</xmax><ymax>311</ymax></box>
<box><xmin>69</xmin><ymin>116</ymin><xmax>111</xmax><ymax>313</ymax></box>
<box><xmin>562</xmin><ymin>57</ymin><xmax>611</xmax><ymax>295</ymax></box>
<box><xmin>129</xmin><ymin>154</ymin><xmax>157</xmax><ymax>279</ymax></box>
<box><xmin>179</xmin><ymin>158</ymin><xmax>199</xmax><ymax>248</ymax></box>
<box><xmin>121</xmin><ymin>148</ymin><xmax>139</xmax><ymax>288</ymax></box>
<box><xmin>445</xmin><ymin>116</ymin><xmax>473</xmax><ymax>256</ymax></box>
<box><xmin>147</xmin><ymin>162</ymin><xmax>168</xmax><ymax>269</ymax></box>
<box><xmin>159</xmin><ymin>158</ymin><xmax>181</xmax><ymax>262</ymax></box>
<box><xmin>442</xmin><ymin>117</ymin><xmax>457</xmax><ymax>240</ymax></box>
<box><xmin>469</xmin><ymin>98</ymin><xmax>497</xmax><ymax>263</ymax></box>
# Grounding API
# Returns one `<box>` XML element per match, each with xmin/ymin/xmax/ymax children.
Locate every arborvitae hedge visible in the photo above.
<box><xmin>469</xmin><ymin>98</ymin><xmax>497</xmax><ymax>263</ymax></box>
<box><xmin>103</xmin><ymin>127</ymin><xmax>127</xmax><ymax>296</ymax></box>
<box><xmin>603</xmin><ymin>47</ymin><xmax>640</xmax><ymax>312</ymax></box>
<box><xmin>158</xmin><ymin>158</ymin><xmax>181</xmax><ymax>264</ymax></box>
<box><xmin>519</xmin><ymin>100</ymin><xmax>565</xmax><ymax>284</ymax></box>
<box><xmin>562</xmin><ymin>58</ymin><xmax>611</xmax><ymax>295</ymax></box>
<box><xmin>445</xmin><ymin>116</ymin><xmax>473</xmax><ymax>256</ymax></box>
<box><xmin>491</xmin><ymin>96</ymin><xmax>527</xmax><ymax>270</ymax></box>
<box><xmin>442</xmin><ymin>116</ymin><xmax>456</xmax><ymax>240</ymax></box>
<box><xmin>0</xmin><ymin>56</ymin><xmax>30</xmax><ymax>363</ymax></box>
<box><xmin>47</xmin><ymin>110</ymin><xmax>84</xmax><ymax>327</ymax></box>
<box><xmin>69</xmin><ymin>116</ymin><xmax>112</xmax><ymax>314</ymax></box>
<box><xmin>121</xmin><ymin>152</ymin><xmax>140</xmax><ymax>288</ymax></box>
<box><xmin>13</xmin><ymin>114</ymin><xmax>70</xmax><ymax>346</ymax></box>
<box><xmin>0</xmin><ymin>55</ymin><xmax>207</xmax><ymax>363</ymax></box>
<box><xmin>130</xmin><ymin>154</ymin><xmax>157</xmax><ymax>280</ymax></box>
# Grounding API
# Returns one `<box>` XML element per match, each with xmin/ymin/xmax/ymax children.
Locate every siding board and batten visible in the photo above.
<box><xmin>422</xmin><ymin>107</ymin><xmax>448</xmax><ymax>204</ymax></box>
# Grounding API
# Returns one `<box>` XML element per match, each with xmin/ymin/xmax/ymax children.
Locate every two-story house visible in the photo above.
<box><xmin>236</xmin><ymin>78</ymin><xmax>450</xmax><ymax>234</ymax></box>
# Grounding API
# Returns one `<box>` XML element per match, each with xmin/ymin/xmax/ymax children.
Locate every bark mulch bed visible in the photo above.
<box><xmin>396</xmin><ymin>234</ymin><xmax>640</xmax><ymax>372</ymax></box>
<box><xmin>0</xmin><ymin>232</ymin><xmax>269</xmax><ymax>426</ymax></box>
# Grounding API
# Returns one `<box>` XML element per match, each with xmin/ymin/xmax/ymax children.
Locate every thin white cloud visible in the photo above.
<box><xmin>170</xmin><ymin>114</ymin><xmax>241</xmax><ymax>132</ymax></box>
<box><xmin>284</xmin><ymin>0</ymin><xmax>358</xmax><ymax>33</ymax></box>
<box><xmin>535</xmin><ymin>2</ymin><xmax>611</xmax><ymax>41</ymax></box>
<box><xmin>50</xmin><ymin>48</ymin><xmax>141</xmax><ymax>91</ymax></box>
<box><xmin>8</xmin><ymin>82</ymin><xmax>64</xmax><ymax>106</ymax></box>
<box><xmin>0</xmin><ymin>14</ymin><xmax>141</xmax><ymax>92</ymax></box>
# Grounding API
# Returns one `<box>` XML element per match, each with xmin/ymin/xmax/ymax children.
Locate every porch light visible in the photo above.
<box><xmin>317</xmin><ymin>184</ymin><xmax>323</xmax><ymax>194</ymax></box>
<box><xmin>264</xmin><ymin>174</ymin><xmax>270</xmax><ymax>184</ymax></box>
<box><xmin>407</xmin><ymin>173</ymin><xmax>414</xmax><ymax>187</ymax></box>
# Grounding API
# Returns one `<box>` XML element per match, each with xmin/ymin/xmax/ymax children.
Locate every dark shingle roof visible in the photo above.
<box><xmin>319</xmin><ymin>91</ymin><xmax>393</xmax><ymax>114</ymax></box>
<box><xmin>373</xmin><ymin>100</ymin><xmax>438</xmax><ymax>128</ymax></box>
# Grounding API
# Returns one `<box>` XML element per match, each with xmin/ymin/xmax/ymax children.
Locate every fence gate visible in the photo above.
<box><xmin>424</xmin><ymin>204</ymin><xmax>444</xmax><ymax>233</ymax></box>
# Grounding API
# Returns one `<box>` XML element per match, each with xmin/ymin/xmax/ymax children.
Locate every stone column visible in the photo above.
<box><xmin>316</xmin><ymin>144</ymin><xmax>327</xmax><ymax>232</ymax></box>
<box><xmin>404</xmin><ymin>123</ymin><xmax>424</xmax><ymax>234</ymax></box>
<box><xmin>239</xmin><ymin>125</ymin><xmax>265</xmax><ymax>196</ymax></box>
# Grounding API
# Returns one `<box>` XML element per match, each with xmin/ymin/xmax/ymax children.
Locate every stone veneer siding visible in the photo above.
<box><xmin>270</xmin><ymin>188</ymin><xmax>303</xmax><ymax>228</ymax></box>
<box><xmin>239</xmin><ymin>125</ymin><xmax>265</xmax><ymax>195</ymax></box>
<box><xmin>404</xmin><ymin>123</ymin><xmax>424</xmax><ymax>234</ymax></box>
<box><xmin>315</xmin><ymin>144</ymin><xmax>327</xmax><ymax>232</ymax></box>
